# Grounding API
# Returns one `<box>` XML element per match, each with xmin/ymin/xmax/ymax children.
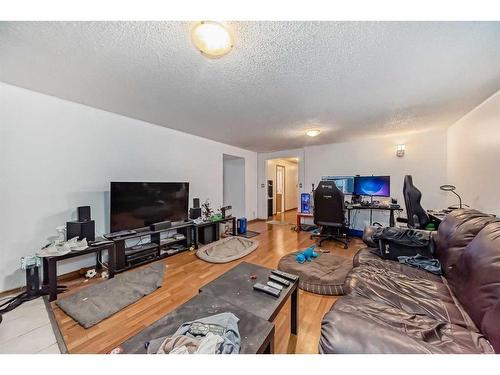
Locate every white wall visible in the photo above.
<box><xmin>0</xmin><ymin>82</ymin><xmax>257</xmax><ymax>292</ymax></box>
<box><xmin>447</xmin><ymin>91</ymin><xmax>500</xmax><ymax>215</ymax></box>
<box><xmin>257</xmin><ymin>128</ymin><xmax>449</xmax><ymax>226</ymax></box>
<box><xmin>283</xmin><ymin>161</ymin><xmax>298</xmax><ymax>211</ymax></box>
<box><xmin>304</xmin><ymin>128</ymin><xmax>449</xmax><ymax>228</ymax></box>
<box><xmin>223</xmin><ymin>155</ymin><xmax>246</xmax><ymax>219</ymax></box>
<box><xmin>266</xmin><ymin>159</ymin><xmax>298</xmax><ymax>213</ymax></box>
<box><xmin>305</xmin><ymin>128</ymin><xmax>449</xmax><ymax>209</ymax></box>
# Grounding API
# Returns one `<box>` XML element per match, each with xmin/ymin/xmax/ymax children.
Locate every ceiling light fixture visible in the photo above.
<box><xmin>191</xmin><ymin>21</ymin><xmax>233</xmax><ymax>58</ymax></box>
<box><xmin>306</xmin><ymin>129</ymin><xmax>321</xmax><ymax>137</ymax></box>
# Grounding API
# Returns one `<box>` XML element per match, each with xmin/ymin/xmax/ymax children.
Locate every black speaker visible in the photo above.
<box><xmin>193</xmin><ymin>198</ymin><xmax>200</xmax><ymax>209</ymax></box>
<box><xmin>77</xmin><ymin>206</ymin><xmax>91</xmax><ymax>222</ymax></box>
<box><xmin>189</xmin><ymin>207</ymin><xmax>202</xmax><ymax>220</ymax></box>
<box><xmin>150</xmin><ymin>221</ymin><xmax>171</xmax><ymax>231</ymax></box>
<box><xmin>66</xmin><ymin>220</ymin><xmax>95</xmax><ymax>241</ymax></box>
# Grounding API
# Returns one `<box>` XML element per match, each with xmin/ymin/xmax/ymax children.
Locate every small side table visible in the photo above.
<box><xmin>42</xmin><ymin>242</ymin><xmax>115</xmax><ymax>302</ymax></box>
<box><xmin>296</xmin><ymin>211</ymin><xmax>314</xmax><ymax>232</ymax></box>
<box><xmin>193</xmin><ymin>217</ymin><xmax>237</xmax><ymax>249</ymax></box>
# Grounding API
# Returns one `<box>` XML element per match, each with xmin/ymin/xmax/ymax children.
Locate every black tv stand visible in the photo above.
<box><xmin>108</xmin><ymin>217</ymin><xmax>237</xmax><ymax>274</ymax></box>
<box><xmin>111</xmin><ymin>221</ymin><xmax>195</xmax><ymax>273</ymax></box>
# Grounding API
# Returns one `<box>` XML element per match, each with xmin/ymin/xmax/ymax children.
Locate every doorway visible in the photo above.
<box><xmin>266</xmin><ymin>158</ymin><xmax>299</xmax><ymax>217</ymax></box>
<box><xmin>223</xmin><ymin>154</ymin><xmax>245</xmax><ymax>219</ymax></box>
<box><xmin>276</xmin><ymin>165</ymin><xmax>285</xmax><ymax>213</ymax></box>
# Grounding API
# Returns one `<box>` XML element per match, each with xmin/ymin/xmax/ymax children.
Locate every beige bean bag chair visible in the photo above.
<box><xmin>196</xmin><ymin>237</ymin><xmax>259</xmax><ymax>263</ymax></box>
<box><xmin>278</xmin><ymin>252</ymin><xmax>352</xmax><ymax>295</ymax></box>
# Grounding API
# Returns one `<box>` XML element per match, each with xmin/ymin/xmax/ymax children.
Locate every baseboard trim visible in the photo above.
<box><xmin>0</xmin><ymin>286</ymin><xmax>25</xmax><ymax>298</ymax></box>
<box><xmin>248</xmin><ymin>218</ymin><xmax>265</xmax><ymax>223</ymax></box>
<box><xmin>1</xmin><ymin>266</ymin><xmax>98</xmax><ymax>295</ymax></box>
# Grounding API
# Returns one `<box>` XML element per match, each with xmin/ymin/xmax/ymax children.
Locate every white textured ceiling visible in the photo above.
<box><xmin>1</xmin><ymin>21</ymin><xmax>500</xmax><ymax>152</ymax></box>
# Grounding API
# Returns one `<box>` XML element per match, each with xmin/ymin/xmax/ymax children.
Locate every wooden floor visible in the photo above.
<box><xmin>51</xmin><ymin>210</ymin><xmax>363</xmax><ymax>354</ymax></box>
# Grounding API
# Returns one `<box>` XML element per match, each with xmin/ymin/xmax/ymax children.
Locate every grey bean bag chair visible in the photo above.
<box><xmin>278</xmin><ymin>252</ymin><xmax>352</xmax><ymax>295</ymax></box>
<box><xmin>196</xmin><ymin>237</ymin><xmax>259</xmax><ymax>263</ymax></box>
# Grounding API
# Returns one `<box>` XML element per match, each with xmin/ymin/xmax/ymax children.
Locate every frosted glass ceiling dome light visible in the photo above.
<box><xmin>191</xmin><ymin>21</ymin><xmax>233</xmax><ymax>58</ymax></box>
<box><xmin>306</xmin><ymin>129</ymin><xmax>321</xmax><ymax>137</ymax></box>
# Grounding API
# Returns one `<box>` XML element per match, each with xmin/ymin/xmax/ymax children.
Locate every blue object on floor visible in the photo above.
<box><xmin>295</xmin><ymin>245</ymin><xmax>319</xmax><ymax>264</ymax></box>
<box><xmin>237</xmin><ymin>218</ymin><xmax>247</xmax><ymax>234</ymax></box>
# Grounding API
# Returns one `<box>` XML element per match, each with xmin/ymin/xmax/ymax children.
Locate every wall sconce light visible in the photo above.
<box><xmin>396</xmin><ymin>144</ymin><xmax>406</xmax><ymax>157</ymax></box>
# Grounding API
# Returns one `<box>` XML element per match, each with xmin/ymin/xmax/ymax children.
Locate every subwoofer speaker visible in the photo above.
<box><xmin>189</xmin><ymin>207</ymin><xmax>202</xmax><ymax>220</ymax></box>
<box><xmin>66</xmin><ymin>220</ymin><xmax>95</xmax><ymax>241</ymax></box>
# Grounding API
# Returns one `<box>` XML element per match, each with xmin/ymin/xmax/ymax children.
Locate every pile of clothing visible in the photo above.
<box><xmin>146</xmin><ymin>312</ymin><xmax>241</xmax><ymax>354</ymax></box>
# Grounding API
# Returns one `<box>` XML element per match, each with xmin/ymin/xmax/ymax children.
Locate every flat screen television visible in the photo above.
<box><xmin>110</xmin><ymin>182</ymin><xmax>189</xmax><ymax>232</ymax></box>
<box><xmin>353</xmin><ymin>176</ymin><xmax>390</xmax><ymax>197</ymax></box>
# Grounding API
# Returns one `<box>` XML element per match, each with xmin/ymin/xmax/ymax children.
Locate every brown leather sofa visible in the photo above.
<box><xmin>319</xmin><ymin>209</ymin><xmax>500</xmax><ymax>354</ymax></box>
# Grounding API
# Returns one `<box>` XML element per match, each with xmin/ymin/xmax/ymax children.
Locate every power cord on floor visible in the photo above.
<box><xmin>96</xmin><ymin>257</ymin><xmax>108</xmax><ymax>270</ymax></box>
<box><xmin>0</xmin><ymin>290</ymin><xmax>43</xmax><ymax>325</ymax></box>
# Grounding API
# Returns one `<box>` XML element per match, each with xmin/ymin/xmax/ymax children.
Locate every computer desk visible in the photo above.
<box><xmin>296</xmin><ymin>211</ymin><xmax>314</xmax><ymax>232</ymax></box>
<box><xmin>346</xmin><ymin>204</ymin><xmax>403</xmax><ymax>227</ymax></box>
<box><xmin>296</xmin><ymin>205</ymin><xmax>402</xmax><ymax>232</ymax></box>
<box><xmin>428</xmin><ymin>212</ymin><xmax>446</xmax><ymax>222</ymax></box>
<box><xmin>427</xmin><ymin>210</ymin><xmax>448</xmax><ymax>224</ymax></box>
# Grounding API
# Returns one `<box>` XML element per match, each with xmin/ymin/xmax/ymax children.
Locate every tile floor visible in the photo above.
<box><xmin>0</xmin><ymin>296</ymin><xmax>61</xmax><ymax>354</ymax></box>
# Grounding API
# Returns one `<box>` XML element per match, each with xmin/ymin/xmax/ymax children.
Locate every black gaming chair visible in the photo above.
<box><xmin>402</xmin><ymin>175</ymin><xmax>430</xmax><ymax>229</ymax></box>
<box><xmin>310</xmin><ymin>181</ymin><xmax>349</xmax><ymax>248</ymax></box>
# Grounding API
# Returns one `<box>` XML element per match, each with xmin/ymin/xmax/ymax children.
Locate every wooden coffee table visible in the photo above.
<box><xmin>200</xmin><ymin>262</ymin><xmax>299</xmax><ymax>335</ymax></box>
<box><xmin>119</xmin><ymin>292</ymin><xmax>274</xmax><ymax>354</ymax></box>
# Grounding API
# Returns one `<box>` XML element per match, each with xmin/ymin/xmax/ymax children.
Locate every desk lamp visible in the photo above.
<box><xmin>440</xmin><ymin>184</ymin><xmax>463</xmax><ymax>209</ymax></box>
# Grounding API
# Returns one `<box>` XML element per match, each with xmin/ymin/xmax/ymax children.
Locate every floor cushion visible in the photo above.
<box><xmin>278</xmin><ymin>252</ymin><xmax>352</xmax><ymax>295</ymax></box>
<box><xmin>196</xmin><ymin>236</ymin><xmax>259</xmax><ymax>263</ymax></box>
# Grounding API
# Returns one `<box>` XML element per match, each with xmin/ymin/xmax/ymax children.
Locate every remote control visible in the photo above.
<box><xmin>253</xmin><ymin>282</ymin><xmax>280</xmax><ymax>297</ymax></box>
<box><xmin>271</xmin><ymin>269</ymin><xmax>299</xmax><ymax>281</ymax></box>
<box><xmin>269</xmin><ymin>274</ymin><xmax>291</xmax><ymax>286</ymax></box>
<box><xmin>267</xmin><ymin>281</ymin><xmax>283</xmax><ymax>290</ymax></box>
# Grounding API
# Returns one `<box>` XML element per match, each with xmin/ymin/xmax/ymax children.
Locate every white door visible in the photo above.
<box><xmin>276</xmin><ymin>165</ymin><xmax>285</xmax><ymax>213</ymax></box>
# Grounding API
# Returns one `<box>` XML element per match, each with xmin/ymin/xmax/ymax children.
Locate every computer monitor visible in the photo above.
<box><xmin>321</xmin><ymin>176</ymin><xmax>354</xmax><ymax>194</ymax></box>
<box><xmin>353</xmin><ymin>176</ymin><xmax>390</xmax><ymax>197</ymax></box>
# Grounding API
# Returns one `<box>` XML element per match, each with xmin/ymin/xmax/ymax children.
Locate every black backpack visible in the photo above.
<box><xmin>364</xmin><ymin>226</ymin><xmax>434</xmax><ymax>261</ymax></box>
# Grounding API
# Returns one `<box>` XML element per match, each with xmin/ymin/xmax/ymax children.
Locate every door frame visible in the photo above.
<box><xmin>275</xmin><ymin>164</ymin><xmax>285</xmax><ymax>214</ymax></box>
<box><xmin>258</xmin><ymin>149</ymin><xmax>305</xmax><ymax>220</ymax></box>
